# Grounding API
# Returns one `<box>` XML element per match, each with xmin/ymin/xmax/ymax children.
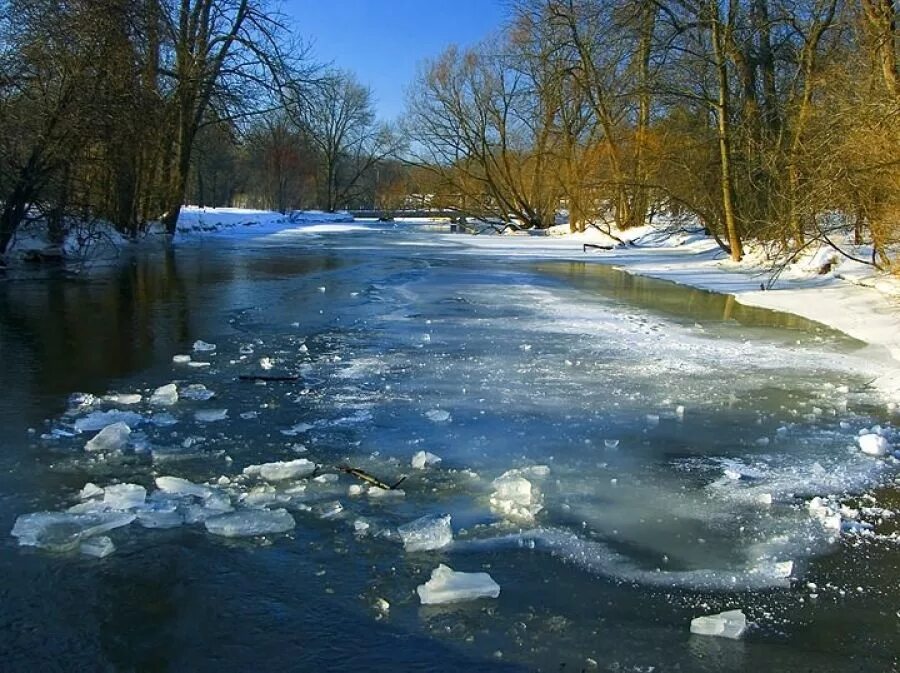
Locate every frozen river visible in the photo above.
<box><xmin>1</xmin><ymin>222</ymin><xmax>897</xmax><ymax>671</ymax></box>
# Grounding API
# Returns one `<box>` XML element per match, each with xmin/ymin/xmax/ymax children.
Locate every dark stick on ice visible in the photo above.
<box><xmin>238</xmin><ymin>374</ymin><xmax>300</xmax><ymax>382</ymax></box>
<box><xmin>583</xmin><ymin>243</ymin><xmax>615</xmax><ymax>252</ymax></box>
<box><xmin>338</xmin><ymin>465</ymin><xmax>406</xmax><ymax>490</ymax></box>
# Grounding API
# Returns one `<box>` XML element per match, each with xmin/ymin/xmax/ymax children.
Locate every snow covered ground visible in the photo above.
<box><xmin>171</xmin><ymin>206</ymin><xmax>355</xmax><ymax>239</ymax></box>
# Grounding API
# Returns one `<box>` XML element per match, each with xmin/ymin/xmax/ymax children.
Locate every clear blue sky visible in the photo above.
<box><xmin>283</xmin><ymin>0</ymin><xmax>508</xmax><ymax>121</ymax></box>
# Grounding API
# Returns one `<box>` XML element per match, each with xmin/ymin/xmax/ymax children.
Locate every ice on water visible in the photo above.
<box><xmin>397</xmin><ymin>514</ymin><xmax>453</xmax><ymax>551</ymax></box>
<box><xmin>411</xmin><ymin>450</ymin><xmax>442</xmax><ymax>470</ymax></box>
<box><xmin>103</xmin><ymin>483</ymin><xmax>147</xmax><ymax>509</ymax></box>
<box><xmin>490</xmin><ymin>470</ymin><xmax>543</xmax><ymax>523</ymax></box>
<box><xmin>84</xmin><ymin>422</ymin><xmax>131</xmax><ymax>452</ymax></box>
<box><xmin>243</xmin><ymin>458</ymin><xmax>317</xmax><ymax>481</ymax></box>
<box><xmin>150</xmin><ymin>383</ymin><xmax>179</xmax><ymax>406</ymax></box>
<box><xmin>416</xmin><ymin>564</ymin><xmax>500</xmax><ymax>605</ymax></box>
<box><xmin>12</xmin><ymin>511</ymin><xmax>135</xmax><ymax>551</ymax></box>
<box><xmin>80</xmin><ymin>536</ymin><xmax>116</xmax><ymax>558</ymax></box>
<box><xmin>204</xmin><ymin>508</ymin><xmax>295</xmax><ymax>537</ymax></box>
<box><xmin>690</xmin><ymin>610</ymin><xmax>748</xmax><ymax>639</ymax></box>
<box><xmin>858</xmin><ymin>433</ymin><xmax>890</xmax><ymax>456</ymax></box>
<box><xmin>194</xmin><ymin>408</ymin><xmax>228</xmax><ymax>422</ymax></box>
<box><xmin>74</xmin><ymin>410</ymin><xmax>142</xmax><ymax>433</ymax></box>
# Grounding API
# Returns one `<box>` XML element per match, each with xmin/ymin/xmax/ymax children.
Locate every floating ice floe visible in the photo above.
<box><xmin>11</xmin><ymin>511</ymin><xmax>135</xmax><ymax>551</ymax></box>
<box><xmin>74</xmin><ymin>410</ymin><xmax>143</xmax><ymax>433</ymax></box>
<box><xmin>858</xmin><ymin>433</ymin><xmax>890</xmax><ymax>457</ymax></box>
<box><xmin>204</xmin><ymin>508</ymin><xmax>295</xmax><ymax>537</ymax></box>
<box><xmin>243</xmin><ymin>458</ymin><xmax>317</xmax><ymax>481</ymax></box>
<box><xmin>150</xmin><ymin>384</ymin><xmax>179</xmax><ymax>406</ymax></box>
<box><xmin>411</xmin><ymin>451</ymin><xmax>442</xmax><ymax>470</ymax></box>
<box><xmin>103</xmin><ymin>393</ymin><xmax>142</xmax><ymax>405</ymax></box>
<box><xmin>281</xmin><ymin>422</ymin><xmax>313</xmax><ymax>436</ymax></box>
<box><xmin>195</xmin><ymin>409</ymin><xmax>228</xmax><ymax>423</ymax></box>
<box><xmin>259</xmin><ymin>357</ymin><xmax>274</xmax><ymax>370</ymax></box>
<box><xmin>172</xmin><ymin>354</ymin><xmax>192</xmax><ymax>364</ymax></box>
<box><xmin>85</xmin><ymin>422</ymin><xmax>131</xmax><ymax>452</ymax></box>
<box><xmin>490</xmin><ymin>470</ymin><xmax>543</xmax><ymax>523</ymax></box>
<box><xmin>181</xmin><ymin>384</ymin><xmax>215</xmax><ymax>401</ymax></box>
<box><xmin>397</xmin><ymin>514</ymin><xmax>453</xmax><ymax>552</ymax></box>
<box><xmin>68</xmin><ymin>392</ymin><xmax>96</xmax><ymax>410</ymax></box>
<box><xmin>155</xmin><ymin>476</ymin><xmax>217</xmax><ymax>500</ymax></box>
<box><xmin>79</xmin><ymin>483</ymin><xmax>104</xmax><ymax>500</ymax></box>
<box><xmin>103</xmin><ymin>483</ymin><xmax>147</xmax><ymax>509</ymax></box>
<box><xmin>80</xmin><ymin>535</ymin><xmax>115</xmax><ymax>558</ymax></box>
<box><xmin>416</xmin><ymin>564</ymin><xmax>500</xmax><ymax>605</ymax></box>
<box><xmin>187</xmin><ymin>361</ymin><xmax>211</xmax><ymax>368</ymax></box>
<box><xmin>367</xmin><ymin>487</ymin><xmax>405</xmax><ymax>499</ymax></box>
<box><xmin>315</xmin><ymin>501</ymin><xmax>344</xmax><ymax>519</ymax></box>
<box><xmin>425</xmin><ymin>409</ymin><xmax>451</xmax><ymax>423</ymax></box>
<box><xmin>690</xmin><ymin>609</ymin><xmax>747</xmax><ymax>639</ymax></box>
<box><xmin>809</xmin><ymin>496</ymin><xmax>844</xmax><ymax>531</ymax></box>
<box><xmin>193</xmin><ymin>340</ymin><xmax>216</xmax><ymax>352</ymax></box>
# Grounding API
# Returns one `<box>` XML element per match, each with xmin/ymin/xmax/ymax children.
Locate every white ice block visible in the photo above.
<box><xmin>416</xmin><ymin>564</ymin><xmax>500</xmax><ymax>605</ymax></box>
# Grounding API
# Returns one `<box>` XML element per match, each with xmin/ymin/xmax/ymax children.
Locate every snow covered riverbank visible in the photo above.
<box><xmin>443</xmin><ymin>224</ymin><xmax>900</xmax><ymax>398</ymax></box>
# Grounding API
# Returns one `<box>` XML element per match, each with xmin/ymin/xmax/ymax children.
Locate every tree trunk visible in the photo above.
<box><xmin>711</xmin><ymin>3</ymin><xmax>744</xmax><ymax>261</ymax></box>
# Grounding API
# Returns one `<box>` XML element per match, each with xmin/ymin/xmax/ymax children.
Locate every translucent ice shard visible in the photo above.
<box><xmin>690</xmin><ymin>609</ymin><xmax>747</xmax><ymax>639</ymax></box>
<box><xmin>397</xmin><ymin>514</ymin><xmax>453</xmax><ymax>552</ymax></box>
<box><xmin>204</xmin><ymin>508</ymin><xmax>295</xmax><ymax>537</ymax></box>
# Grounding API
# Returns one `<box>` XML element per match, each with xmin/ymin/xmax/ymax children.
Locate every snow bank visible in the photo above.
<box><xmin>173</xmin><ymin>207</ymin><xmax>356</xmax><ymax>240</ymax></box>
<box><xmin>445</xmin><ymin>225</ymin><xmax>900</xmax><ymax>395</ymax></box>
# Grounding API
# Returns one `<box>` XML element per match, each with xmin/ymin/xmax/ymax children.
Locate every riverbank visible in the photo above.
<box><xmin>446</xmin><ymin>223</ymin><xmax>900</xmax><ymax>398</ymax></box>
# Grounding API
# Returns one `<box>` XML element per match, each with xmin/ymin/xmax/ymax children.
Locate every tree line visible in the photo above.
<box><xmin>0</xmin><ymin>0</ymin><xmax>404</xmax><ymax>253</ymax></box>
<box><xmin>406</xmin><ymin>0</ymin><xmax>899</xmax><ymax>268</ymax></box>
<box><xmin>1</xmin><ymin>1</ymin><xmax>897</xmax><ymax>271</ymax></box>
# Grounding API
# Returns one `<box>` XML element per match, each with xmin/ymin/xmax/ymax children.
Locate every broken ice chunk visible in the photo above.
<box><xmin>243</xmin><ymin>458</ymin><xmax>317</xmax><ymax>481</ymax></box>
<box><xmin>155</xmin><ymin>476</ymin><xmax>216</xmax><ymax>499</ymax></box>
<box><xmin>689</xmin><ymin>609</ymin><xmax>747</xmax><ymax>639</ymax></box>
<box><xmin>80</xmin><ymin>535</ymin><xmax>115</xmax><ymax>558</ymax></box>
<box><xmin>858</xmin><ymin>433</ymin><xmax>889</xmax><ymax>456</ymax></box>
<box><xmin>397</xmin><ymin>514</ymin><xmax>453</xmax><ymax>552</ymax></box>
<box><xmin>411</xmin><ymin>450</ymin><xmax>442</xmax><ymax>470</ymax></box>
<box><xmin>79</xmin><ymin>483</ymin><xmax>104</xmax><ymax>500</ymax></box>
<box><xmin>315</xmin><ymin>500</ymin><xmax>344</xmax><ymax>519</ymax></box>
<box><xmin>134</xmin><ymin>501</ymin><xmax>184</xmax><ymax>529</ymax></box>
<box><xmin>180</xmin><ymin>384</ymin><xmax>215</xmax><ymax>401</ymax></box>
<box><xmin>259</xmin><ymin>357</ymin><xmax>274</xmax><ymax>370</ymax></box>
<box><xmin>74</xmin><ymin>410</ymin><xmax>142</xmax><ymax>433</ymax></box>
<box><xmin>490</xmin><ymin>470</ymin><xmax>542</xmax><ymax>523</ymax></box>
<box><xmin>11</xmin><ymin>511</ymin><xmax>135</xmax><ymax>551</ymax></box>
<box><xmin>204</xmin><ymin>508</ymin><xmax>295</xmax><ymax>537</ymax></box>
<box><xmin>150</xmin><ymin>384</ymin><xmax>178</xmax><ymax>406</ymax></box>
<box><xmin>367</xmin><ymin>487</ymin><xmax>405</xmax><ymax>499</ymax></box>
<box><xmin>194</xmin><ymin>409</ymin><xmax>228</xmax><ymax>423</ymax></box>
<box><xmin>281</xmin><ymin>422</ymin><xmax>313</xmax><ymax>436</ymax></box>
<box><xmin>103</xmin><ymin>483</ymin><xmax>147</xmax><ymax>510</ymax></box>
<box><xmin>193</xmin><ymin>340</ymin><xmax>216</xmax><ymax>352</ymax></box>
<box><xmin>416</xmin><ymin>564</ymin><xmax>500</xmax><ymax>605</ymax></box>
<box><xmin>85</xmin><ymin>422</ymin><xmax>131</xmax><ymax>452</ymax></box>
<box><xmin>103</xmin><ymin>393</ymin><xmax>142</xmax><ymax>405</ymax></box>
<box><xmin>172</xmin><ymin>354</ymin><xmax>192</xmax><ymax>364</ymax></box>
<box><xmin>187</xmin><ymin>361</ymin><xmax>210</xmax><ymax>368</ymax></box>
<box><xmin>425</xmin><ymin>409</ymin><xmax>451</xmax><ymax>423</ymax></box>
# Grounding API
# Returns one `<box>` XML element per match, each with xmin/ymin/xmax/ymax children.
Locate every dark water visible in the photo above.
<box><xmin>0</xmin><ymin>225</ymin><xmax>897</xmax><ymax>672</ymax></box>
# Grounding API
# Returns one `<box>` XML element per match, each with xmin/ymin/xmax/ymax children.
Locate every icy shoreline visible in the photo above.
<box><xmin>442</xmin><ymin>225</ymin><xmax>900</xmax><ymax>398</ymax></box>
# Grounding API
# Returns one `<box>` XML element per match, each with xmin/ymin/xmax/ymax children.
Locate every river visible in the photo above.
<box><xmin>1</xmin><ymin>221</ymin><xmax>897</xmax><ymax>672</ymax></box>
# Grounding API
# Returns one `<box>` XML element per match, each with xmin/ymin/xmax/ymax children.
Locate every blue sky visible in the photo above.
<box><xmin>283</xmin><ymin>0</ymin><xmax>508</xmax><ymax>121</ymax></box>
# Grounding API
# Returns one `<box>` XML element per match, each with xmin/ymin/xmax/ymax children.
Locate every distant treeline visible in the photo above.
<box><xmin>1</xmin><ymin>1</ymin><xmax>897</xmax><ymax>271</ymax></box>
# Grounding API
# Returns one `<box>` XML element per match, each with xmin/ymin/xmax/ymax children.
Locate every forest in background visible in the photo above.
<box><xmin>0</xmin><ymin>1</ymin><xmax>898</xmax><ymax>269</ymax></box>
